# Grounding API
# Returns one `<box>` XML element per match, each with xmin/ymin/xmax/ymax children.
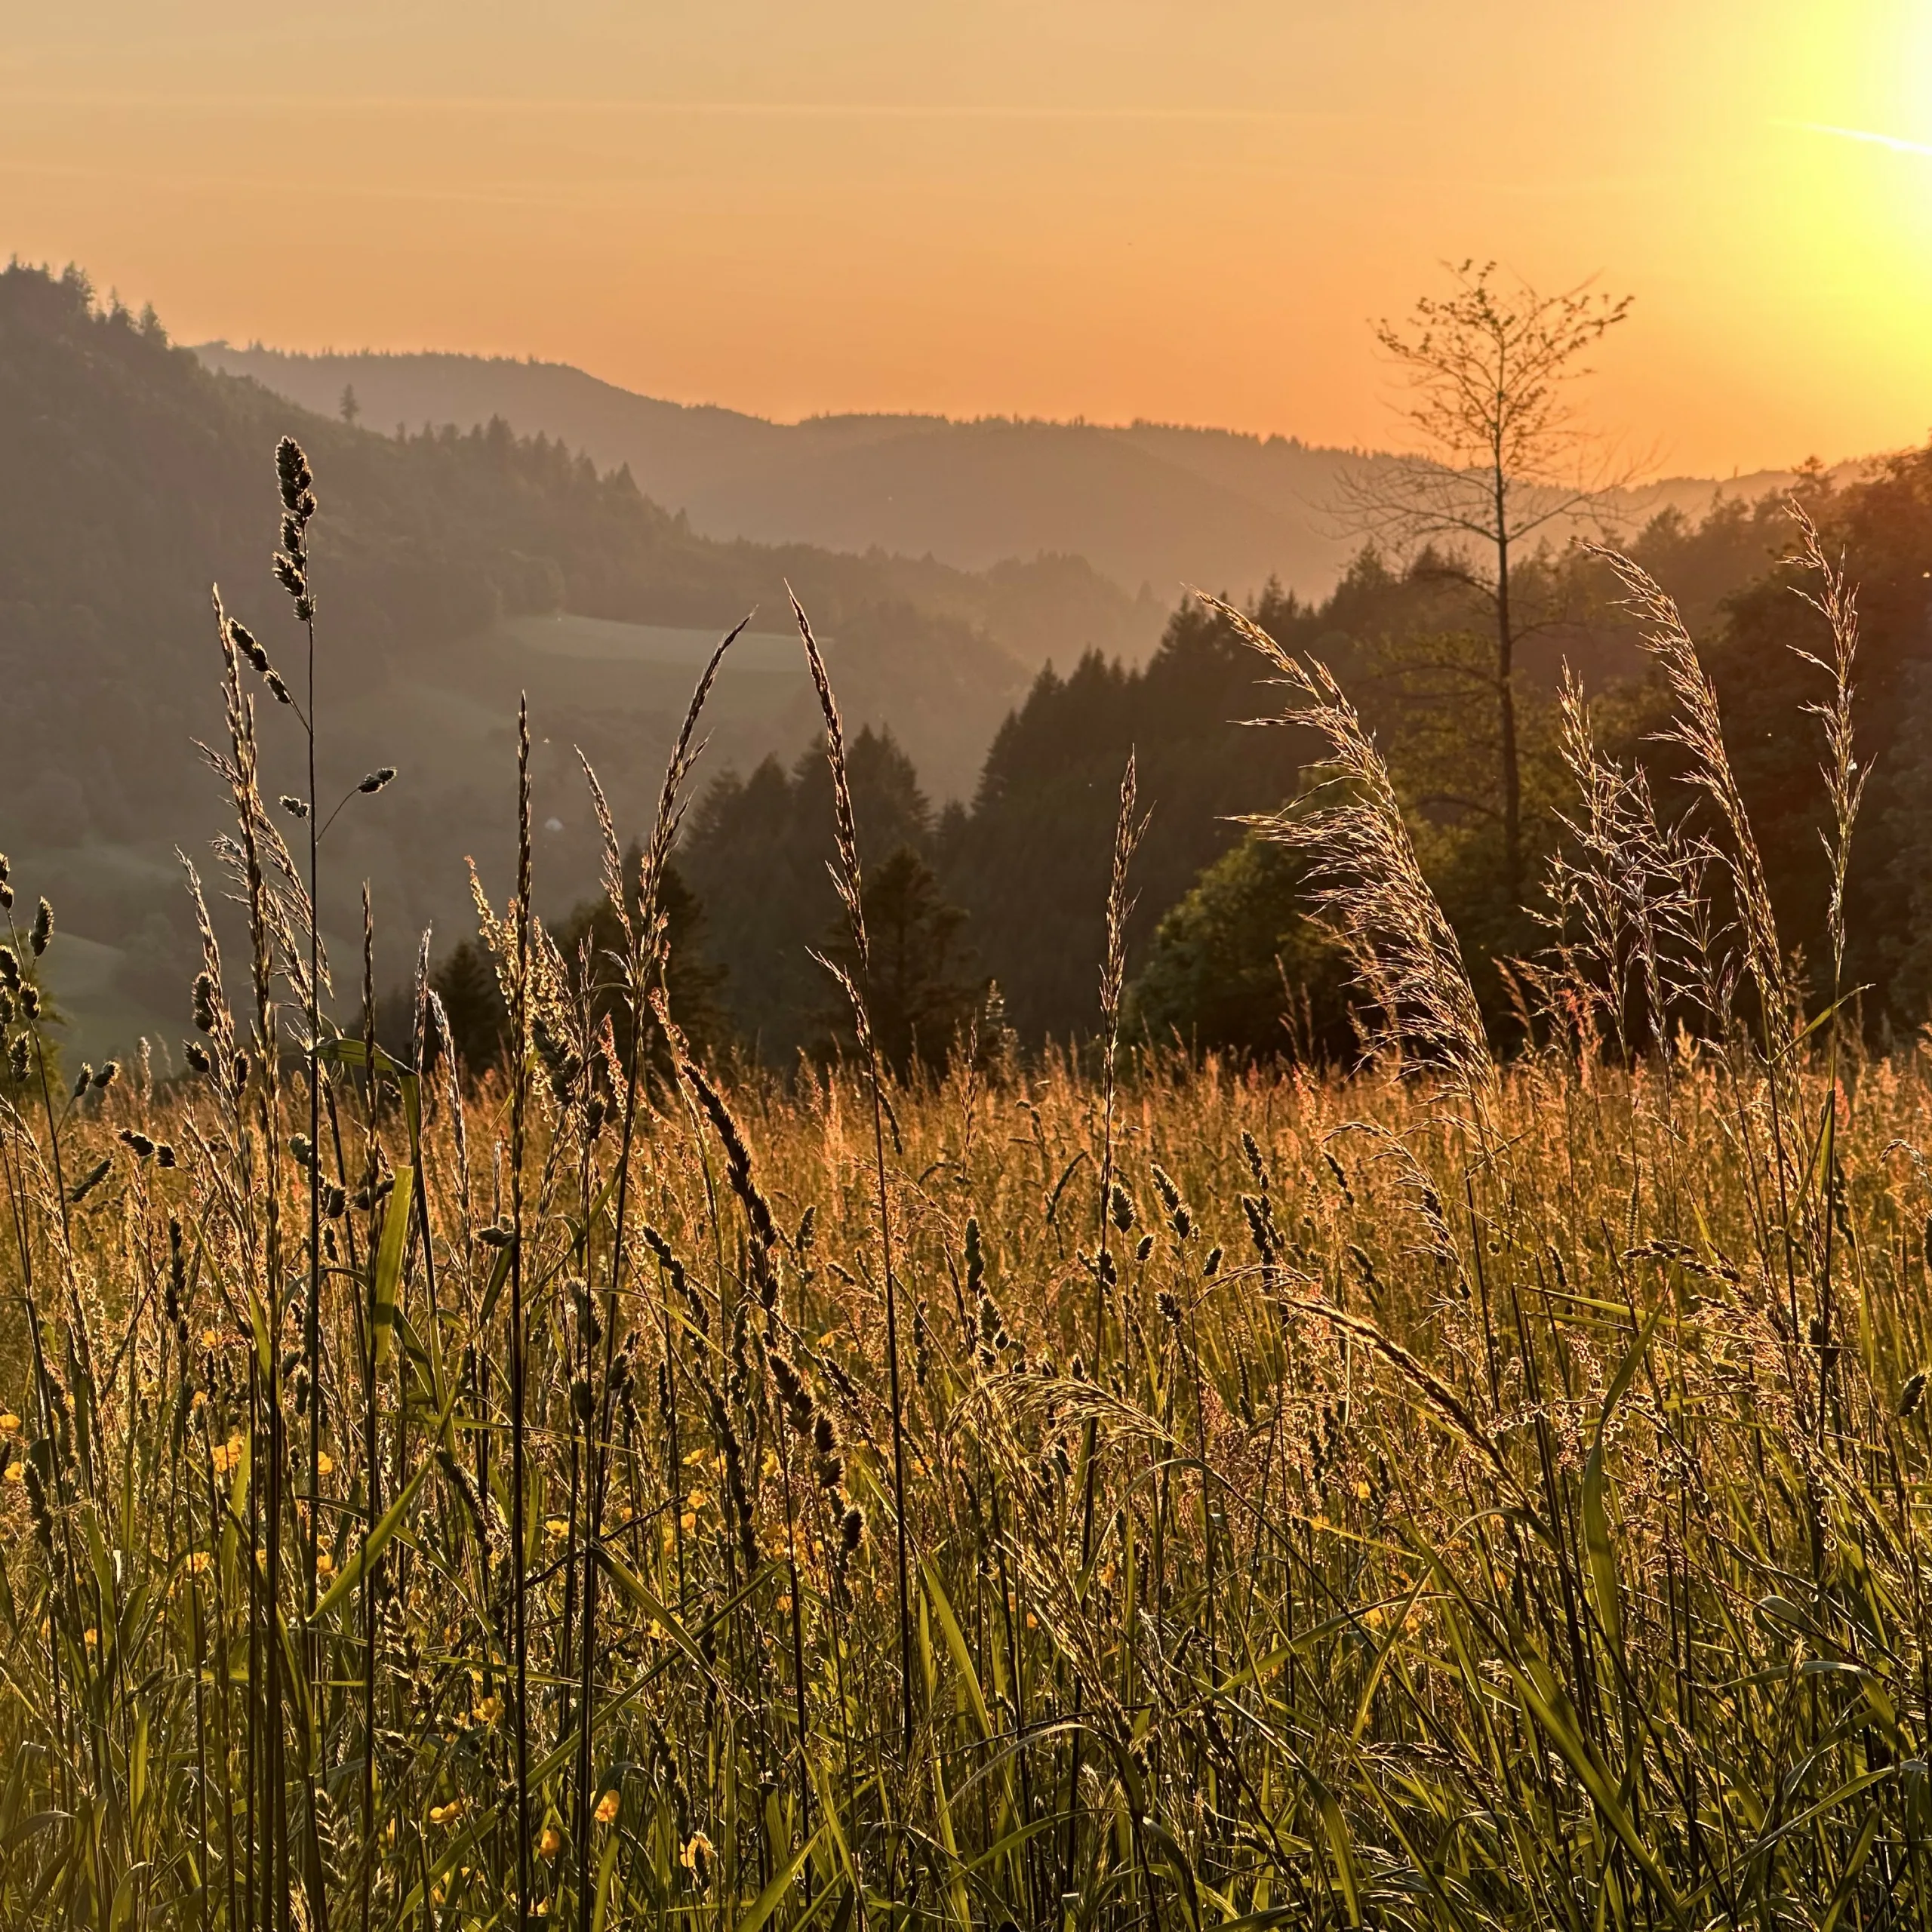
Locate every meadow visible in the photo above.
<box><xmin>0</xmin><ymin>441</ymin><xmax>1927</xmax><ymax>1932</ymax></box>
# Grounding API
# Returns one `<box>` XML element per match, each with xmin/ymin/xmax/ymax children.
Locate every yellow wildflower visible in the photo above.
<box><xmin>316</xmin><ymin>1451</ymin><xmax>334</xmax><ymax>1475</ymax></box>
<box><xmin>315</xmin><ymin>1550</ymin><xmax>334</xmax><ymax>1578</ymax></box>
<box><xmin>680</xmin><ymin>1831</ymin><xmax>714</xmax><ymax>1884</ymax></box>
<box><xmin>474</xmin><ymin>1695</ymin><xmax>502</xmax><ymax>1725</ymax></box>
<box><xmin>537</xmin><ymin>1825</ymin><xmax>561</xmax><ymax>1860</ymax></box>
<box><xmin>593</xmin><ymin>1790</ymin><xmax>620</xmax><ymax>1825</ymax></box>
<box><xmin>4</xmin><ymin>1462</ymin><xmax>22</xmax><ymax>1485</ymax></box>
<box><xmin>0</xmin><ymin>1411</ymin><xmax>20</xmax><ymax>1434</ymax></box>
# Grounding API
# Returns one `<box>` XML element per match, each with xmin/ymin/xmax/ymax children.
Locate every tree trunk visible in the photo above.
<box><xmin>1494</xmin><ymin>518</ymin><xmax>1521</xmax><ymax>907</ymax></box>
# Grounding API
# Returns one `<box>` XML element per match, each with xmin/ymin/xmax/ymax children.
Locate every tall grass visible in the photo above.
<box><xmin>2</xmin><ymin>460</ymin><xmax>1930</xmax><ymax>1932</ymax></box>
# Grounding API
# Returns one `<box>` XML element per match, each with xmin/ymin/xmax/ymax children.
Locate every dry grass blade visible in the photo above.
<box><xmin>1199</xmin><ymin>591</ymin><xmax>1494</xmax><ymax>1100</ymax></box>
<box><xmin>1589</xmin><ymin>545</ymin><xmax>1793</xmax><ymax>1047</ymax></box>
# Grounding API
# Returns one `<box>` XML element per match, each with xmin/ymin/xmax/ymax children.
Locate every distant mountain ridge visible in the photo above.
<box><xmin>195</xmin><ymin>341</ymin><xmax>1848</xmax><ymax>611</ymax></box>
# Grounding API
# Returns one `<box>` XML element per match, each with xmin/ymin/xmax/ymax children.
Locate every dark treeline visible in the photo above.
<box><xmin>591</xmin><ymin>454</ymin><xmax>1932</xmax><ymax>1071</ymax></box>
<box><xmin>12</xmin><ymin>257</ymin><xmax>1932</xmax><ymax>1069</ymax></box>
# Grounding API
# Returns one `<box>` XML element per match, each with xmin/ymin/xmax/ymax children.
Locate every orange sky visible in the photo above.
<box><xmin>4</xmin><ymin>2</ymin><xmax>1930</xmax><ymax>475</ymax></box>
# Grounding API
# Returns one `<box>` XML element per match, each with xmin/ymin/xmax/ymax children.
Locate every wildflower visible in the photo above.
<box><xmin>315</xmin><ymin>1550</ymin><xmax>334</xmax><ymax>1577</ymax></box>
<box><xmin>316</xmin><ymin>1451</ymin><xmax>334</xmax><ymax>1475</ymax></box>
<box><xmin>201</xmin><ymin>1328</ymin><xmax>220</xmax><ymax>1351</ymax></box>
<box><xmin>187</xmin><ymin>1552</ymin><xmax>212</xmax><ymax>1574</ymax></box>
<box><xmin>474</xmin><ymin>1695</ymin><xmax>502</xmax><ymax>1725</ymax></box>
<box><xmin>4</xmin><ymin>1462</ymin><xmax>22</xmax><ymax>1484</ymax></box>
<box><xmin>83</xmin><ymin>1628</ymin><xmax>98</xmax><ymax>1647</ymax></box>
<box><xmin>0</xmin><ymin>1412</ymin><xmax>18</xmax><ymax>1434</ymax></box>
<box><xmin>545</xmin><ymin>1516</ymin><xmax>568</xmax><ymax>1540</ymax></box>
<box><xmin>593</xmin><ymin>1790</ymin><xmax>620</xmax><ymax>1825</ymax></box>
<box><xmin>191</xmin><ymin>1389</ymin><xmax>207</xmax><ymax>1410</ymax></box>
<box><xmin>537</xmin><ymin>1825</ymin><xmax>561</xmax><ymax>1860</ymax></box>
<box><xmin>679</xmin><ymin>1831</ymin><xmax>713</xmax><ymax>1887</ymax></box>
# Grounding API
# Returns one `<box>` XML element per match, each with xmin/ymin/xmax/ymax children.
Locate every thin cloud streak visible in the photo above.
<box><xmin>0</xmin><ymin>89</ymin><xmax>1347</xmax><ymax>125</ymax></box>
<box><xmin>1796</xmin><ymin>121</ymin><xmax>1932</xmax><ymax>158</ymax></box>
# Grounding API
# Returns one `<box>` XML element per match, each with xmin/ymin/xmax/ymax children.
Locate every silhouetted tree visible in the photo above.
<box><xmin>681</xmin><ymin>727</ymin><xmax>933</xmax><ymax>1061</ymax></box>
<box><xmin>1340</xmin><ymin>262</ymin><xmax>1632</xmax><ymax>903</ymax></box>
<box><xmin>432</xmin><ymin>939</ymin><xmax>507</xmax><ymax>1076</ymax></box>
<box><xmin>817</xmin><ymin>844</ymin><xmax>981</xmax><ymax>1078</ymax></box>
<box><xmin>549</xmin><ymin>853</ymin><xmax>729</xmax><ymax>1067</ymax></box>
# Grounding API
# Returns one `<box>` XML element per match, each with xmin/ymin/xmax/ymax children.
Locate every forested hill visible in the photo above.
<box><xmin>0</xmin><ymin>262</ymin><xmax>1129</xmax><ymax>1054</ymax></box>
<box><xmin>196</xmin><ymin>340</ymin><xmax>1839</xmax><ymax>620</ymax></box>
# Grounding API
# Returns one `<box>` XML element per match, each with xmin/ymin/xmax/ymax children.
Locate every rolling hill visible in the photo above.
<box><xmin>0</xmin><ymin>263</ymin><xmax>1147</xmax><ymax>1058</ymax></box>
<box><xmin>195</xmin><ymin>342</ymin><xmax>1843</xmax><ymax>614</ymax></box>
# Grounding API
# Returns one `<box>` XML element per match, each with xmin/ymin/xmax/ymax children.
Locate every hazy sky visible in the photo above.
<box><xmin>5</xmin><ymin>2</ymin><xmax>1928</xmax><ymax>473</ymax></box>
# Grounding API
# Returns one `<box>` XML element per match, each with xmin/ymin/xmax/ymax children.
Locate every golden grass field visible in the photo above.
<box><xmin>0</xmin><ymin>445</ymin><xmax>1925</xmax><ymax>1931</ymax></box>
